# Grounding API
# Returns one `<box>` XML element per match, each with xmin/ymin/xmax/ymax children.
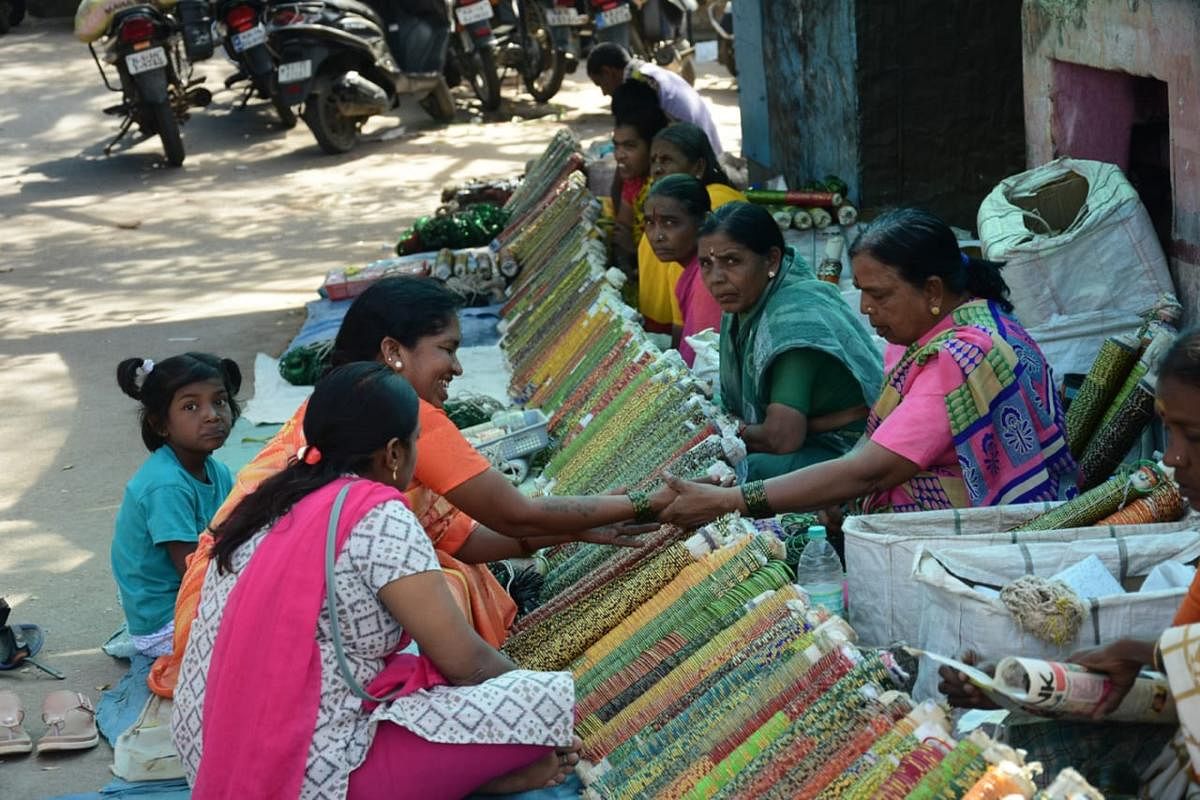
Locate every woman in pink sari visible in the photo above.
<box><xmin>172</xmin><ymin>363</ymin><xmax>579</xmax><ymax>800</ymax></box>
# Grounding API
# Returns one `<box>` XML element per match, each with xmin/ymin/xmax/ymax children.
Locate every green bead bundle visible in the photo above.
<box><xmin>442</xmin><ymin>392</ymin><xmax>506</xmax><ymax>429</ymax></box>
<box><xmin>278</xmin><ymin>339</ymin><xmax>333</xmax><ymax>386</ymax></box>
<box><xmin>395</xmin><ymin>202</ymin><xmax>509</xmax><ymax>255</ymax></box>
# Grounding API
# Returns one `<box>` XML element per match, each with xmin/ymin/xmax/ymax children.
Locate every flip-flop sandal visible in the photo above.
<box><xmin>0</xmin><ymin>689</ymin><xmax>33</xmax><ymax>756</ymax></box>
<box><xmin>36</xmin><ymin>690</ymin><xmax>99</xmax><ymax>754</ymax></box>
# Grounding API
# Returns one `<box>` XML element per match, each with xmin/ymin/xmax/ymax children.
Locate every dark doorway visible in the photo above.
<box><xmin>1051</xmin><ymin>61</ymin><xmax>1172</xmax><ymax>254</ymax></box>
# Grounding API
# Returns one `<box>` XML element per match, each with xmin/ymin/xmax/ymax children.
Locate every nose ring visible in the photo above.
<box><xmin>866</xmin><ymin>306</ymin><xmax>874</xmax><ymax>314</ymax></box>
<box><xmin>1177</xmin><ymin>454</ymin><xmax>1185</xmax><ymax>464</ymax></box>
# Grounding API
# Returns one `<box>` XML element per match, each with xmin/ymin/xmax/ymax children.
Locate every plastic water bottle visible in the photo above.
<box><xmin>794</xmin><ymin>526</ymin><xmax>845</xmax><ymax>617</ymax></box>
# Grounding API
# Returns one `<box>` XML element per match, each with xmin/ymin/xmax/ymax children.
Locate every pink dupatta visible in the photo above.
<box><xmin>193</xmin><ymin>477</ymin><xmax>441</xmax><ymax>799</ymax></box>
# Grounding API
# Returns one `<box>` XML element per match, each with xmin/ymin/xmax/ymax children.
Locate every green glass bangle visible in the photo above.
<box><xmin>628</xmin><ymin>490</ymin><xmax>656</xmax><ymax>523</ymax></box>
<box><xmin>741</xmin><ymin>480</ymin><xmax>773</xmax><ymax>517</ymax></box>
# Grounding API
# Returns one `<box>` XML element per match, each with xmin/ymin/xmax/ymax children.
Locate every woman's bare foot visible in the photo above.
<box><xmin>475</xmin><ymin>736</ymin><xmax>582</xmax><ymax>795</ymax></box>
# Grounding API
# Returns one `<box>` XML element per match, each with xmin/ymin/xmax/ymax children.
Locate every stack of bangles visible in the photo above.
<box><xmin>741</xmin><ymin>480</ymin><xmax>773</xmax><ymax>517</ymax></box>
<box><xmin>628</xmin><ymin>490</ymin><xmax>656</xmax><ymax>523</ymax></box>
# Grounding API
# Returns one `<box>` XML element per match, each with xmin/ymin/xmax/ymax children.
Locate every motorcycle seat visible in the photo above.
<box><xmin>321</xmin><ymin>0</ymin><xmax>384</xmax><ymax>25</ymax></box>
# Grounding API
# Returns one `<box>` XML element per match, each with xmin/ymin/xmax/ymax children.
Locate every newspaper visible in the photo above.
<box><xmin>923</xmin><ymin>651</ymin><xmax>1177</xmax><ymax>724</ymax></box>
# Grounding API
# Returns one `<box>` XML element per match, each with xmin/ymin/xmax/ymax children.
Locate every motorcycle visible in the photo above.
<box><xmin>445</xmin><ymin>0</ymin><xmax>502</xmax><ymax>111</ymax></box>
<box><xmin>269</xmin><ymin>0</ymin><xmax>456</xmax><ymax>154</ymax></box>
<box><xmin>216</xmin><ymin>0</ymin><xmax>298</xmax><ymax>127</ymax></box>
<box><xmin>85</xmin><ymin>1</ymin><xmax>212</xmax><ymax>166</ymax></box>
<box><xmin>496</xmin><ymin>0</ymin><xmax>566</xmax><ymax>103</ymax></box>
<box><xmin>544</xmin><ymin>0</ymin><xmax>691</xmax><ymax>85</ymax></box>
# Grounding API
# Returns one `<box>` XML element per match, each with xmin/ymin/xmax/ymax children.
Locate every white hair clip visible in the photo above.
<box><xmin>135</xmin><ymin>358</ymin><xmax>155</xmax><ymax>388</ymax></box>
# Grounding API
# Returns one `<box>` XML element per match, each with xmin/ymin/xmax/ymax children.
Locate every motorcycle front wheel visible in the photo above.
<box><xmin>150</xmin><ymin>100</ymin><xmax>185</xmax><ymax>167</ymax></box>
<box><xmin>519</xmin><ymin>1</ymin><xmax>565</xmax><ymax>103</ymax></box>
<box><xmin>302</xmin><ymin>92</ymin><xmax>360</xmax><ymax>154</ymax></box>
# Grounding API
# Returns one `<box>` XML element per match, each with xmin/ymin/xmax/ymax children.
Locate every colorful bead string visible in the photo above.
<box><xmin>580</xmin><ymin>588</ymin><xmax>803</xmax><ymax>761</ymax></box>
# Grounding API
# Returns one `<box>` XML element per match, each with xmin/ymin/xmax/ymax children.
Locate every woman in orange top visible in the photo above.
<box><xmin>149</xmin><ymin>277</ymin><xmax>665</xmax><ymax>697</ymax></box>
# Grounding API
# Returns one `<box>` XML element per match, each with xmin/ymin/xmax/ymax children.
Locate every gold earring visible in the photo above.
<box><xmin>391</xmin><ymin>462</ymin><xmax>400</xmax><ymax>483</ymax></box>
<box><xmin>768</xmin><ymin>272</ymin><xmax>776</xmax><ymax>278</ymax></box>
<box><xmin>930</xmin><ymin>305</ymin><xmax>941</xmax><ymax>316</ymax></box>
<box><xmin>393</xmin><ymin>360</ymin><xmax>403</xmax><ymax>370</ymax></box>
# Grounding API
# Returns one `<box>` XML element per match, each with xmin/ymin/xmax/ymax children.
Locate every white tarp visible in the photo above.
<box><xmin>844</xmin><ymin>503</ymin><xmax>1200</xmax><ymax>649</ymax></box>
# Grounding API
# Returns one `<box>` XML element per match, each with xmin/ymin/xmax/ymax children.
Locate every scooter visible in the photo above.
<box><xmin>445</xmin><ymin>0</ymin><xmax>502</xmax><ymax>111</ymax></box>
<box><xmin>629</xmin><ymin>0</ymin><xmax>695</xmax><ymax>84</ymax></box>
<box><xmin>217</xmin><ymin>0</ymin><xmax>298</xmax><ymax>127</ymax></box>
<box><xmin>269</xmin><ymin>0</ymin><xmax>456</xmax><ymax>154</ymax></box>
<box><xmin>85</xmin><ymin>1</ymin><xmax>212</xmax><ymax>166</ymax></box>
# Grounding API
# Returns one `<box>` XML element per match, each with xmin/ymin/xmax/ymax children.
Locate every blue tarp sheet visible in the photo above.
<box><xmin>284</xmin><ymin>299</ymin><xmax>503</xmax><ymax>356</ymax></box>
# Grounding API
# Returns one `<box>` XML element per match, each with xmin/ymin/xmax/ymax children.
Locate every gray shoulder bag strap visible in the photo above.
<box><xmin>324</xmin><ymin>483</ymin><xmax>404</xmax><ymax>704</ymax></box>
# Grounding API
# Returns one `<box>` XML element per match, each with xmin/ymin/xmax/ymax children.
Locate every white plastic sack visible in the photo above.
<box><xmin>845</xmin><ymin>503</ymin><xmax>1200</xmax><ymax>648</ymax></box>
<box><xmin>1023</xmin><ymin>308</ymin><xmax>1145</xmax><ymax>383</ymax></box>
<box><xmin>112</xmin><ymin>694</ymin><xmax>185</xmax><ymax>781</ymax></box>
<box><xmin>977</xmin><ymin>158</ymin><xmax>1175</xmax><ymax>331</ymax></box>
<box><xmin>911</xmin><ymin>533</ymin><xmax>1200</xmax><ymax>699</ymax></box>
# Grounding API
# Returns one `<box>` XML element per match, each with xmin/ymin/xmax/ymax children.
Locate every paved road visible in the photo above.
<box><xmin>0</xmin><ymin>16</ymin><xmax>741</xmax><ymax>798</ymax></box>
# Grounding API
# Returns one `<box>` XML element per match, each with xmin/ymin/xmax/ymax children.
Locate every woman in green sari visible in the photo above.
<box><xmin>701</xmin><ymin>202</ymin><xmax>883</xmax><ymax>481</ymax></box>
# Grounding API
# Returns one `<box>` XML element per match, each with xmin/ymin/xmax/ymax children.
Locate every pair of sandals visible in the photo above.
<box><xmin>0</xmin><ymin>689</ymin><xmax>100</xmax><ymax>756</ymax></box>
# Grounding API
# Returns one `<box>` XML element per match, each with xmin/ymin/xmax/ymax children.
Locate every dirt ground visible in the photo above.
<box><xmin>0</xmin><ymin>15</ymin><xmax>741</xmax><ymax>798</ymax></box>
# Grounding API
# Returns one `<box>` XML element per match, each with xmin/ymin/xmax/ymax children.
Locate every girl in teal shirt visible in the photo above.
<box><xmin>111</xmin><ymin>353</ymin><xmax>240</xmax><ymax>657</ymax></box>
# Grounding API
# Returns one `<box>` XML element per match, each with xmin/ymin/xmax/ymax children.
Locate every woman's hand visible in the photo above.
<box><xmin>1068</xmin><ymin>639</ymin><xmax>1156</xmax><ymax>719</ymax></box>
<box><xmin>937</xmin><ymin>650</ymin><xmax>999</xmax><ymax>710</ymax></box>
<box><xmin>658</xmin><ymin>473</ymin><xmax>740</xmax><ymax>529</ymax></box>
<box><xmin>573</xmin><ymin>522</ymin><xmax>656</xmax><ymax>547</ymax></box>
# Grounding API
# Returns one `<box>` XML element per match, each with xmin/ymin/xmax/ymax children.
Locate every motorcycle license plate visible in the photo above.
<box><xmin>455</xmin><ymin>0</ymin><xmax>493</xmax><ymax>25</ymax></box>
<box><xmin>278</xmin><ymin>59</ymin><xmax>313</xmax><ymax>83</ymax></box>
<box><xmin>232</xmin><ymin>24</ymin><xmax>268</xmax><ymax>52</ymax></box>
<box><xmin>545</xmin><ymin>8</ymin><xmax>585</xmax><ymax>25</ymax></box>
<box><xmin>594</xmin><ymin>3</ymin><xmax>631</xmax><ymax>28</ymax></box>
<box><xmin>126</xmin><ymin>47</ymin><xmax>168</xmax><ymax>75</ymax></box>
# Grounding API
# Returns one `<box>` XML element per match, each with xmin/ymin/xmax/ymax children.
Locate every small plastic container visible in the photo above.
<box><xmin>463</xmin><ymin>409</ymin><xmax>549</xmax><ymax>461</ymax></box>
<box><xmin>794</xmin><ymin>525</ymin><xmax>846</xmax><ymax>617</ymax></box>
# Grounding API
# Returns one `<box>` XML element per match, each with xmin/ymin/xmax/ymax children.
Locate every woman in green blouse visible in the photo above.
<box><xmin>701</xmin><ymin>202</ymin><xmax>883</xmax><ymax>481</ymax></box>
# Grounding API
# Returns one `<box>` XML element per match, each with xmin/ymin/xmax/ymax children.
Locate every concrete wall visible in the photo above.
<box><xmin>1023</xmin><ymin>0</ymin><xmax>1200</xmax><ymax>321</ymax></box>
